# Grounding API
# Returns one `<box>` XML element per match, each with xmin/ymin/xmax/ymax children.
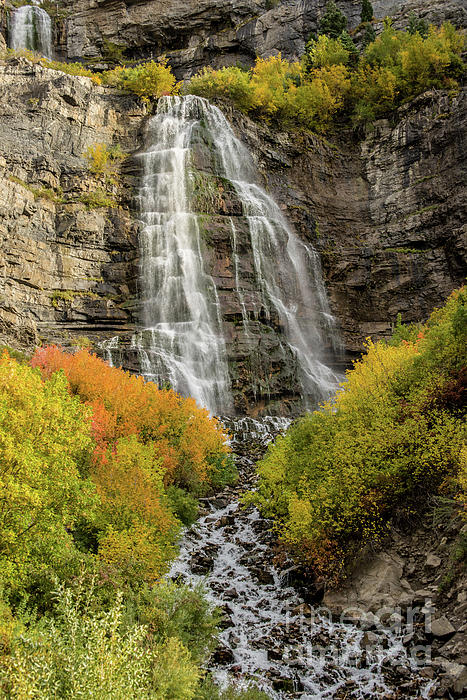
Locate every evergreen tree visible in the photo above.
<box><xmin>361</xmin><ymin>0</ymin><xmax>373</xmax><ymax>24</ymax></box>
<box><xmin>339</xmin><ymin>29</ymin><xmax>359</xmax><ymax>62</ymax></box>
<box><xmin>319</xmin><ymin>1</ymin><xmax>347</xmax><ymax>39</ymax></box>
<box><xmin>362</xmin><ymin>21</ymin><xmax>376</xmax><ymax>46</ymax></box>
<box><xmin>407</xmin><ymin>11</ymin><xmax>429</xmax><ymax>39</ymax></box>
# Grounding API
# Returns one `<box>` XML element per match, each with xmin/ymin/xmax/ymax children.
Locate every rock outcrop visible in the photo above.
<box><xmin>0</xmin><ymin>58</ymin><xmax>145</xmax><ymax>351</ymax></box>
<box><xmin>322</xmin><ymin>516</ymin><xmax>467</xmax><ymax>699</ymax></box>
<box><xmin>8</xmin><ymin>0</ymin><xmax>463</xmax><ymax>76</ymax></box>
<box><xmin>0</xmin><ymin>57</ymin><xmax>465</xmax><ymax>412</ymax></box>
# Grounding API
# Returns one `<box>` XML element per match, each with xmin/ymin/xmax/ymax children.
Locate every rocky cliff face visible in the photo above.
<box><xmin>227</xmin><ymin>87</ymin><xmax>466</xmax><ymax>354</ymax></box>
<box><xmin>0</xmin><ymin>58</ymin><xmax>146</xmax><ymax>351</ymax></box>
<box><xmin>0</xmin><ymin>56</ymin><xmax>465</xmax><ymax>413</ymax></box>
<box><xmin>41</xmin><ymin>0</ymin><xmax>467</xmax><ymax>76</ymax></box>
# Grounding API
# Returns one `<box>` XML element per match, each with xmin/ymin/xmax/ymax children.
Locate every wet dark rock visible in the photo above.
<box><xmin>250</xmin><ymin>566</ymin><xmax>275</xmax><ymax>585</ymax></box>
<box><xmin>213</xmin><ymin>643</ymin><xmax>235</xmax><ymax>664</ymax></box>
<box><xmin>190</xmin><ymin>552</ymin><xmax>215</xmax><ymax>575</ymax></box>
<box><xmin>224</xmin><ymin>588</ymin><xmax>239</xmax><ymax>600</ymax></box>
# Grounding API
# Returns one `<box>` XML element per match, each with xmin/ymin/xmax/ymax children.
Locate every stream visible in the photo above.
<box><xmin>170</xmin><ymin>418</ymin><xmax>433</xmax><ymax>699</ymax></box>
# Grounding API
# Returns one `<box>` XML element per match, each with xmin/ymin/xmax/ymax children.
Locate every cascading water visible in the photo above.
<box><xmin>199</xmin><ymin>99</ymin><xmax>341</xmax><ymax>403</ymax></box>
<box><xmin>170</xmin><ymin>418</ymin><xmax>433</xmax><ymax>699</ymax></box>
<box><xmin>9</xmin><ymin>2</ymin><xmax>52</xmax><ymax>58</ymax></box>
<box><xmin>131</xmin><ymin>97</ymin><xmax>233</xmax><ymax>415</ymax></box>
<box><xmin>107</xmin><ymin>95</ymin><xmax>341</xmax><ymax>414</ymax></box>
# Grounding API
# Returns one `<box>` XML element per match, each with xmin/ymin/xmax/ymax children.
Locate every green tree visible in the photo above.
<box><xmin>361</xmin><ymin>0</ymin><xmax>373</xmax><ymax>23</ymax></box>
<box><xmin>362</xmin><ymin>21</ymin><xmax>376</xmax><ymax>46</ymax></box>
<box><xmin>408</xmin><ymin>11</ymin><xmax>429</xmax><ymax>39</ymax></box>
<box><xmin>339</xmin><ymin>30</ymin><xmax>359</xmax><ymax>63</ymax></box>
<box><xmin>319</xmin><ymin>1</ymin><xmax>347</xmax><ymax>39</ymax></box>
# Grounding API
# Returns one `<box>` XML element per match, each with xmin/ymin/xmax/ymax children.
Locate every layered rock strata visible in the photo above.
<box><xmin>0</xmin><ymin>58</ymin><xmax>465</xmax><ymax>412</ymax></box>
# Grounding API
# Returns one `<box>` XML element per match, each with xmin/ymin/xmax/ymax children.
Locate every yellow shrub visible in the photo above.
<box><xmin>254</xmin><ymin>288</ymin><xmax>467</xmax><ymax>581</ymax></box>
<box><xmin>115</xmin><ymin>59</ymin><xmax>180</xmax><ymax>99</ymax></box>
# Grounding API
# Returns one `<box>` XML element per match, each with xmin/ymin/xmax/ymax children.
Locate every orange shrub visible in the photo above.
<box><xmin>31</xmin><ymin>346</ymin><xmax>230</xmax><ymax>492</ymax></box>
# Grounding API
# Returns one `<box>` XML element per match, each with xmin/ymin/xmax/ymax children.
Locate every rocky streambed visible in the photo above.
<box><xmin>169</xmin><ymin>418</ymin><xmax>435</xmax><ymax>699</ymax></box>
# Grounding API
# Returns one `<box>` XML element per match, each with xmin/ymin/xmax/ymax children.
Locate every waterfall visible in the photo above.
<box><xmin>199</xmin><ymin>98</ymin><xmax>341</xmax><ymax>403</ymax></box>
<box><xmin>132</xmin><ymin>96</ymin><xmax>233</xmax><ymax>416</ymax></box>
<box><xmin>117</xmin><ymin>95</ymin><xmax>341</xmax><ymax>415</ymax></box>
<box><xmin>9</xmin><ymin>3</ymin><xmax>52</xmax><ymax>58</ymax></box>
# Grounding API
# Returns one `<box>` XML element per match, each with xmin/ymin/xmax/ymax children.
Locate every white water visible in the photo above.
<box><xmin>170</xmin><ymin>420</ymin><xmax>433</xmax><ymax>699</ymax></box>
<box><xmin>9</xmin><ymin>4</ymin><xmax>52</xmax><ymax>58</ymax></box>
<box><xmin>106</xmin><ymin>95</ymin><xmax>341</xmax><ymax>414</ymax></box>
<box><xmin>131</xmin><ymin>96</ymin><xmax>233</xmax><ymax>415</ymax></box>
<box><xmin>199</xmin><ymin>98</ymin><xmax>342</xmax><ymax>403</ymax></box>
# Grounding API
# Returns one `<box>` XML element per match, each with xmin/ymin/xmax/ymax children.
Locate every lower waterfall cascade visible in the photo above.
<box><xmin>170</xmin><ymin>418</ymin><xmax>434</xmax><ymax>699</ymax></box>
<box><xmin>9</xmin><ymin>3</ymin><xmax>52</xmax><ymax>58</ymax></box>
<box><xmin>106</xmin><ymin>95</ymin><xmax>342</xmax><ymax>415</ymax></box>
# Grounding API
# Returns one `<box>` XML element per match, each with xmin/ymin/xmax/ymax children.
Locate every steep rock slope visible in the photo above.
<box><xmin>50</xmin><ymin>0</ymin><xmax>467</xmax><ymax>75</ymax></box>
<box><xmin>0</xmin><ymin>57</ymin><xmax>465</xmax><ymax>413</ymax></box>
<box><xmin>0</xmin><ymin>58</ymin><xmax>145</xmax><ymax>349</ymax></box>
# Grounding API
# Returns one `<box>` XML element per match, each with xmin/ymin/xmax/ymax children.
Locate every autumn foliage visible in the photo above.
<box><xmin>252</xmin><ymin>288</ymin><xmax>467</xmax><ymax>583</ymax></box>
<box><xmin>31</xmin><ymin>346</ymin><xmax>230</xmax><ymax>491</ymax></box>
<box><xmin>3</xmin><ymin>346</ymin><xmax>231</xmax><ymax>586</ymax></box>
<box><xmin>187</xmin><ymin>22</ymin><xmax>465</xmax><ymax>132</ymax></box>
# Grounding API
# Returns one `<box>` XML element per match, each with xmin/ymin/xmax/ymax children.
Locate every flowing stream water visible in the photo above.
<box><xmin>9</xmin><ymin>2</ymin><xmax>52</xmax><ymax>58</ymax></box>
<box><xmin>105</xmin><ymin>95</ymin><xmax>341</xmax><ymax>414</ymax></box>
<box><xmin>170</xmin><ymin>418</ymin><xmax>433</xmax><ymax>699</ymax></box>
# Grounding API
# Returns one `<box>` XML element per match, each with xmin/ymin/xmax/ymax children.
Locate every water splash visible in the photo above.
<box><xmin>9</xmin><ymin>4</ymin><xmax>52</xmax><ymax>58</ymax></box>
<box><xmin>108</xmin><ymin>95</ymin><xmax>341</xmax><ymax>414</ymax></box>
<box><xmin>132</xmin><ymin>96</ymin><xmax>233</xmax><ymax>415</ymax></box>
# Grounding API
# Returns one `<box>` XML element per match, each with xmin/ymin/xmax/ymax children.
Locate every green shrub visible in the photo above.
<box><xmin>167</xmin><ymin>486</ymin><xmax>199</xmax><ymax>525</ymax></box>
<box><xmin>303</xmin><ymin>34</ymin><xmax>351</xmax><ymax>70</ymax></box>
<box><xmin>0</xmin><ymin>345</ymin><xmax>29</xmax><ymax>364</ymax></box>
<box><xmin>252</xmin><ymin>288</ymin><xmax>467</xmax><ymax>582</ymax></box>
<box><xmin>78</xmin><ymin>188</ymin><xmax>117</xmax><ymax>208</ymax></box>
<box><xmin>408</xmin><ymin>11</ymin><xmax>429</xmax><ymax>38</ymax></box>
<box><xmin>0</xmin><ymin>353</ymin><xmax>96</xmax><ymax>595</ymax></box>
<box><xmin>1</xmin><ymin>583</ymin><xmax>200</xmax><ymax>699</ymax></box>
<box><xmin>124</xmin><ymin>582</ymin><xmax>220</xmax><ymax>664</ymax></box>
<box><xmin>319</xmin><ymin>1</ymin><xmax>347</xmax><ymax>39</ymax></box>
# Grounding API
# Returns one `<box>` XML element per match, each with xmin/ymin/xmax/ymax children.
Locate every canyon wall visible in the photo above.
<box><xmin>46</xmin><ymin>0</ymin><xmax>467</xmax><ymax>75</ymax></box>
<box><xmin>0</xmin><ymin>55</ymin><xmax>464</xmax><ymax>412</ymax></box>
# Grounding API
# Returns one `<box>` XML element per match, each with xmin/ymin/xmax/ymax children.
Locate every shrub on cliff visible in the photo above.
<box><xmin>188</xmin><ymin>66</ymin><xmax>256</xmax><ymax>112</ymax></box>
<box><xmin>102</xmin><ymin>59</ymin><xmax>180</xmax><ymax>100</ymax></box>
<box><xmin>252</xmin><ymin>288</ymin><xmax>467</xmax><ymax>583</ymax></box>
<box><xmin>186</xmin><ymin>22</ymin><xmax>465</xmax><ymax>132</ymax></box>
<box><xmin>0</xmin><ymin>351</ymin><xmax>96</xmax><ymax>593</ymax></box>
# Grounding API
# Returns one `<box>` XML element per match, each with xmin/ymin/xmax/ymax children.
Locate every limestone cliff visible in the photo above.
<box><xmin>0</xmin><ymin>55</ymin><xmax>465</xmax><ymax>413</ymax></box>
<box><xmin>0</xmin><ymin>58</ymin><xmax>145</xmax><ymax>350</ymax></box>
<box><xmin>36</xmin><ymin>0</ymin><xmax>467</xmax><ymax>76</ymax></box>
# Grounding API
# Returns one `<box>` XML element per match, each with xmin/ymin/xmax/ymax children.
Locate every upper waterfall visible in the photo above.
<box><xmin>132</xmin><ymin>96</ymin><xmax>233</xmax><ymax>416</ymax></box>
<box><xmin>124</xmin><ymin>95</ymin><xmax>341</xmax><ymax>415</ymax></box>
<box><xmin>9</xmin><ymin>4</ymin><xmax>52</xmax><ymax>58</ymax></box>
